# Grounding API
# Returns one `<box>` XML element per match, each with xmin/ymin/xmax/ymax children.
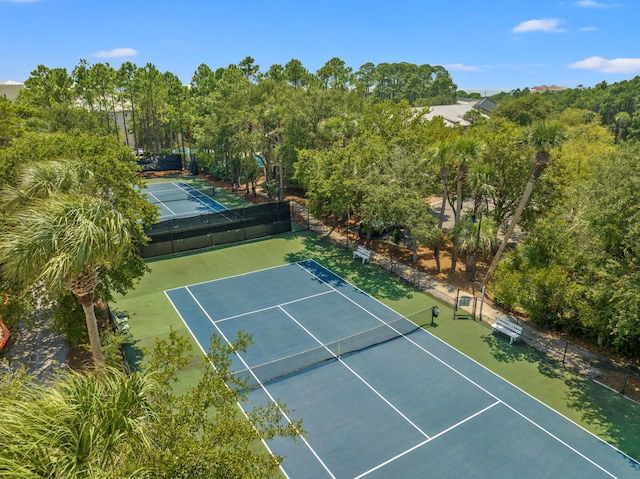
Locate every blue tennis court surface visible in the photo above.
<box><xmin>144</xmin><ymin>181</ymin><xmax>227</xmax><ymax>219</ymax></box>
<box><xmin>165</xmin><ymin>260</ymin><xmax>639</xmax><ymax>478</ymax></box>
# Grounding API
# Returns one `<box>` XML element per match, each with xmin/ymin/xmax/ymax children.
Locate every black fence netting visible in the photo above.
<box><xmin>137</xmin><ymin>154</ymin><xmax>183</xmax><ymax>172</ymax></box>
<box><xmin>140</xmin><ymin>201</ymin><xmax>291</xmax><ymax>258</ymax></box>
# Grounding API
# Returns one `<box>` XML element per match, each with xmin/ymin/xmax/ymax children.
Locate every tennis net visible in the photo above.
<box><xmin>234</xmin><ymin>317</ymin><xmax>421</xmax><ymax>389</ymax></box>
<box><xmin>146</xmin><ymin>187</ymin><xmax>214</xmax><ymax>204</ymax></box>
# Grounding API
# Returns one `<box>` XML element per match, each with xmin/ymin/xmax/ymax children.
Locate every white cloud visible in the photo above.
<box><xmin>445</xmin><ymin>63</ymin><xmax>481</xmax><ymax>72</ymax></box>
<box><xmin>93</xmin><ymin>48</ymin><xmax>139</xmax><ymax>59</ymax></box>
<box><xmin>579</xmin><ymin>26</ymin><xmax>598</xmax><ymax>31</ymax></box>
<box><xmin>513</xmin><ymin>19</ymin><xmax>565</xmax><ymax>33</ymax></box>
<box><xmin>574</xmin><ymin>0</ymin><xmax>615</xmax><ymax>7</ymax></box>
<box><xmin>569</xmin><ymin>56</ymin><xmax>640</xmax><ymax>73</ymax></box>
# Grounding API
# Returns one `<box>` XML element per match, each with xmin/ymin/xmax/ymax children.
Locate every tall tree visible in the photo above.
<box><xmin>483</xmin><ymin>120</ymin><xmax>566</xmax><ymax>287</ymax></box>
<box><xmin>614</xmin><ymin>111</ymin><xmax>631</xmax><ymax>144</ymax></box>
<box><xmin>117</xmin><ymin>61</ymin><xmax>139</xmax><ymax>150</ymax></box>
<box><xmin>284</xmin><ymin>59</ymin><xmax>310</xmax><ymax>89</ymax></box>
<box><xmin>0</xmin><ymin>186</ymin><xmax>134</xmax><ymax>369</ymax></box>
<box><xmin>238</xmin><ymin>56</ymin><xmax>259</xmax><ymax>82</ymax></box>
<box><xmin>430</xmin><ymin>140</ymin><xmax>453</xmax><ymax>272</ymax></box>
<box><xmin>0</xmin><ymin>133</ymin><xmax>156</xmax><ymax>364</ymax></box>
<box><xmin>20</xmin><ymin>65</ymin><xmax>73</xmax><ymax>113</ymax></box>
<box><xmin>316</xmin><ymin>57</ymin><xmax>353</xmax><ymax>90</ymax></box>
<box><xmin>450</xmin><ymin>136</ymin><xmax>484</xmax><ymax>270</ymax></box>
<box><xmin>466</xmin><ymin>162</ymin><xmax>496</xmax><ymax>281</ymax></box>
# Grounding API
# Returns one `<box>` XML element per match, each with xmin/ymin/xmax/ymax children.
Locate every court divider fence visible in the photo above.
<box><xmin>289</xmin><ymin>201</ymin><xmax>640</xmax><ymax>405</ymax></box>
<box><xmin>140</xmin><ymin>201</ymin><xmax>292</xmax><ymax>258</ymax></box>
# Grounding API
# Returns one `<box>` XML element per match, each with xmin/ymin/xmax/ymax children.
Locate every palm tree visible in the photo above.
<box><xmin>450</xmin><ymin>136</ymin><xmax>484</xmax><ymax>271</ymax></box>
<box><xmin>0</xmin><ymin>161</ymin><xmax>133</xmax><ymax>369</ymax></box>
<box><xmin>0</xmin><ymin>367</ymin><xmax>156</xmax><ymax>477</ymax></box>
<box><xmin>451</xmin><ymin>215</ymin><xmax>497</xmax><ymax>274</ymax></box>
<box><xmin>466</xmin><ymin>163</ymin><xmax>496</xmax><ymax>281</ymax></box>
<box><xmin>482</xmin><ymin>120</ymin><xmax>566</xmax><ymax>287</ymax></box>
<box><xmin>614</xmin><ymin>111</ymin><xmax>631</xmax><ymax>144</ymax></box>
<box><xmin>0</xmin><ymin>193</ymin><xmax>133</xmax><ymax>370</ymax></box>
<box><xmin>429</xmin><ymin>140</ymin><xmax>452</xmax><ymax>272</ymax></box>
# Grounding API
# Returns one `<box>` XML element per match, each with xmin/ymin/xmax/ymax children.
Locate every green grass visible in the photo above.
<box><xmin>112</xmin><ymin>230</ymin><xmax>640</xmax><ymax>461</ymax></box>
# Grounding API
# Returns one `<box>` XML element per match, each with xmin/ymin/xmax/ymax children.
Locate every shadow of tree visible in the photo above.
<box><xmin>482</xmin><ymin>334</ymin><xmax>562</xmax><ymax>379</ymax></box>
<box><xmin>483</xmin><ymin>330</ymin><xmax>640</xmax><ymax>462</ymax></box>
<box><xmin>564</xmin><ymin>376</ymin><xmax>640</xmax><ymax>464</ymax></box>
<box><xmin>283</xmin><ymin>235</ymin><xmax>416</xmax><ymax>303</ymax></box>
<box><xmin>123</xmin><ymin>341</ymin><xmax>145</xmax><ymax>372</ymax></box>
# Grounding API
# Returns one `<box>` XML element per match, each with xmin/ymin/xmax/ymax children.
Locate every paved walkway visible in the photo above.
<box><xmin>2</xmin><ymin>314</ymin><xmax>67</xmax><ymax>384</ymax></box>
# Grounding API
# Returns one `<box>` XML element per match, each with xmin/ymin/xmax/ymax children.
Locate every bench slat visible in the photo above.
<box><xmin>353</xmin><ymin>246</ymin><xmax>372</xmax><ymax>264</ymax></box>
<box><xmin>491</xmin><ymin>317</ymin><xmax>522</xmax><ymax>344</ymax></box>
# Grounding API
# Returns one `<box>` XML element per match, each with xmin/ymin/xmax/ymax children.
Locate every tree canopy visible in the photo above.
<box><xmin>5</xmin><ymin>56</ymin><xmax>640</xmax><ymax>358</ymax></box>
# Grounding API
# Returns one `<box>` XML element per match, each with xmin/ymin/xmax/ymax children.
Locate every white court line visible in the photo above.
<box><xmin>172</xmin><ymin>260</ymin><xmax>628</xmax><ymax>478</ymax></box>
<box><xmin>148</xmin><ymin>191</ymin><xmax>178</xmax><ymax>216</ymax></box>
<box><xmin>182</xmin><ymin>286</ymin><xmax>338</xmax><ymax>479</ymax></box>
<box><xmin>175</xmin><ymin>181</ymin><xmax>228</xmax><ymax>211</ymax></box>
<box><xmin>296</xmin><ymin>260</ymin><xmax>625</xmax><ymax>478</ymax></box>
<box><xmin>164</xmin><ymin>262</ymin><xmax>295</xmax><ymax>292</ymax></box>
<box><xmin>278</xmin><ymin>306</ymin><xmax>431</xmax><ymax>440</ymax></box>
<box><xmin>164</xmin><ymin>289</ymin><xmax>293</xmax><ymax>479</ymax></box>
<box><xmin>355</xmin><ymin>401</ymin><xmax>501</xmax><ymax>479</ymax></box>
<box><xmin>296</xmin><ymin>261</ymin><xmax>404</xmax><ymax>328</ymax></box>
<box><xmin>213</xmin><ymin>290</ymin><xmax>335</xmax><ymax>324</ymax></box>
<box><xmin>149</xmin><ymin>182</ymin><xmax>231</xmax><ymax>220</ymax></box>
<box><xmin>173</xmin><ymin>181</ymin><xmax>234</xmax><ymax>221</ymax></box>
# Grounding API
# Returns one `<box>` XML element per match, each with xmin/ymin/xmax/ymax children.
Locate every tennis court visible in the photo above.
<box><xmin>165</xmin><ymin>259</ymin><xmax>639</xmax><ymax>478</ymax></box>
<box><xmin>144</xmin><ymin>181</ymin><xmax>227</xmax><ymax>219</ymax></box>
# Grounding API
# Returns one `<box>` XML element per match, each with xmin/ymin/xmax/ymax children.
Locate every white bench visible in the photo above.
<box><xmin>491</xmin><ymin>316</ymin><xmax>523</xmax><ymax>344</ymax></box>
<box><xmin>352</xmin><ymin>246</ymin><xmax>372</xmax><ymax>263</ymax></box>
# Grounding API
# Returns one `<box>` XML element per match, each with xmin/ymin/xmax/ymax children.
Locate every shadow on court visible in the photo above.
<box><xmin>482</xmin><ymin>331</ymin><xmax>640</xmax><ymax>461</ymax></box>
<box><xmin>564</xmin><ymin>376</ymin><xmax>640</xmax><ymax>462</ymax></box>
<box><xmin>283</xmin><ymin>235</ymin><xmax>415</xmax><ymax>303</ymax></box>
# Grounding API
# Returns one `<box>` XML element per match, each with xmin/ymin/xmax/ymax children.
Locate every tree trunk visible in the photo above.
<box><xmin>77</xmin><ymin>293</ymin><xmax>105</xmax><ymax>371</ymax></box>
<box><xmin>482</xmin><ymin>165</ymin><xmax>544</xmax><ymax>287</ymax></box>
<box><xmin>433</xmin><ymin>245</ymin><xmax>441</xmax><ymax>272</ymax></box>
<box><xmin>465</xmin><ymin>251</ymin><xmax>474</xmax><ymax>272</ymax></box>
<box><xmin>451</xmin><ymin>168</ymin><xmax>465</xmax><ymax>271</ymax></box>
<box><xmin>70</xmin><ymin>266</ymin><xmax>104</xmax><ymax>371</ymax></box>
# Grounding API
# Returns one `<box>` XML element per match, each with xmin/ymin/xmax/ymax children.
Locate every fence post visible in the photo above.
<box><xmin>453</xmin><ymin>288</ymin><xmax>459</xmax><ymax>319</ymax></box>
<box><xmin>243</xmin><ymin>207</ymin><xmax>247</xmax><ymax>242</ymax></box>
<box><xmin>621</xmin><ymin>370</ymin><xmax>630</xmax><ymax>395</ymax></box>
<box><xmin>562</xmin><ymin>340</ymin><xmax>569</xmax><ymax>366</ymax></box>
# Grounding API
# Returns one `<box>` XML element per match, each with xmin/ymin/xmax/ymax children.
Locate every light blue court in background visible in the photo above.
<box><xmin>144</xmin><ymin>181</ymin><xmax>227</xmax><ymax>219</ymax></box>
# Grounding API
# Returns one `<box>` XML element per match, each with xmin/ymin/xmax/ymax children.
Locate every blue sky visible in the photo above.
<box><xmin>1</xmin><ymin>0</ymin><xmax>639</xmax><ymax>92</ymax></box>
